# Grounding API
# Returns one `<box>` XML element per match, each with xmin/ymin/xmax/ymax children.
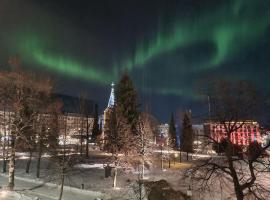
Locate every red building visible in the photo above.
<box><xmin>204</xmin><ymin>121</ymin><xmax>261</xmax><ymax>146</ymax></box>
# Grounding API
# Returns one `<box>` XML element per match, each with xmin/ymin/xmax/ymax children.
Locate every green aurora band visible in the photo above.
<box><xmin>33</xmin><ymin>51</ymin><xmax>113</xmax><ymax>84</ymax></box>
<box><xmin>17</xmin><ymin>35</ymin><xmax>114</xmax><ymax>84</ymax></box>
<box><xmin>122</xmin><ymin>0</ymin><xmax>270</xmax><ymax>72</ymax></box>
<box><xmin>14</xmin><ymin>0</ymin><xmax>270</xmax><ymax>96</ymax></box>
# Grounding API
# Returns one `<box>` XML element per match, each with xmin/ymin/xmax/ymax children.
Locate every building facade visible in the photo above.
<box><xmin>0</xmin><ymin>94</ymin><xmax>95</xmax><ymax>146</ymax></box>
<box><xmin>192</xmin><ymin>124</ymin><xmax>205</xmax><ymax>152</ymax></box>
<box><xmin>204</xmin><ymin>121</ymin><xmax>261</xmax><ymax>146</ymax></box>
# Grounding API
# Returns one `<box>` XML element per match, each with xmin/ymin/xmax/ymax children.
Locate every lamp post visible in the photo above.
<box><xmin>179</xmin><ymin>147</ymin><xmax>182</xmax><ymax>163</ymax></box>
<box><xmin>187</xmin><ymin>185</ymin><xmax>192</xmax><ymax>199</ymax></box>
<box><xmin>160</xmin><ymin>144</ymin><xmax>164</xmax><ymax>170</ymax></box>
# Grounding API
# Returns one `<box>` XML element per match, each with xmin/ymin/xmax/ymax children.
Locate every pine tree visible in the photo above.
<box><xmin>181</xmin><ymin>111</ymin><xmax>193</xmax><ymax>160</ymax></box>
<box><xmin>115</xmin><ymin>73</ymin><xmax>139</xmax><ymax>134</ymax></box>
<box><xmin>168</xmin><ymin>113</ymin><xmax>177</xmax><ymax>149</ymax></box>
<box><xmin>91</xmin><ymin>104</ymin><xmax>100</xmax><ymax>142</ymax></box>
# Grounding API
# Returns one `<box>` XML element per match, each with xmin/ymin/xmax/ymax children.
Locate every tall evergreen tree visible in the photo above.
<box><xmin>181</xmin><ymin>111</ymin><xmax>193</xmax><ymax>160</ymax></box>
<box><xmin>168</xmin><ymin>113</ymin><xmax>177</xmax><ymax>149</ymax></box>
<box><xmin>115</xmin><ymin>73</ymin><xmax>139</xmax><ymax>134</ymax></box>
<box><xmin>91</xmin><ymin>103</ymin><xmax>100</xmax><ymax>142</ymax></box>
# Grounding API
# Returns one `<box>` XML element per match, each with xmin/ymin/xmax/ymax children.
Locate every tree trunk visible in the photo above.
<box><xmin>80</xmin><ymin>130</ymin><xmax>83</xmax><ymax>157</ymax></box>
<box><xmin>58</xmin><ymin>169</ymin><xmax>65</xmax><ymax>200</ymax></box>
<box><xmin>8</xmin><ymin>134</ymin><xmax>16</xmax><ymax>190</ymax></box>
<box><xmin>161</xmin><ymin>146</ymin><xmax>164</xmax><ymax>170</ymax></box>
<box><xmin>179</xmin><ymin>150</ymin><xmax>182</xmax><ymax>163</ymax></box>
<box><xmin>142</xmin><ymin>158</ymin><xmax>144</xmax><ymax>180</ymax></box>
<box><xmin>186</xmin><ymin>152</ymin><xmax>189</xmax><ymax>161</ymax></box>
<box><xmin>2</xmin><ymin>107</ymin><xmax>7</xmax><ymax>173</ymax></box>
<box><xmin>168</xmin><ymin>149</ymin><xmax>171</xmax><ymax>168</ymax></box>
<box><xmin>36</xmin><ymin>140</ymin><xmax>42</xmax><ymax>178</ymax></box>
<box><xmin>139</xmin><ymin>181</ymin><xmax>142</xmax><ymax>200</ymax></box>
<box><xmin>85</xmin><ymin>132</ymin><xmax>89</xmax><ymax>158</ymax></box>
<box><xmin>113</xmin><ymin>167</ymin><xmax>117</xmax><ymax>188</ymax></box>
<box><xmin>85</xmin><ymin>119</ymin><xmax>89</xmax><ymax>158</ymax></box>
<box><xmin>234</xmin><ymin>186</ymin><xmax>244</xmax><ymax>200</ymax></box>
<box><xmin>3</xmin><ymin>159</ymin><xmax>7</xmax><ymax>173</ymax></box>
<box><xmin>228</xmin><ymin>161</ymin><xmax>244</xmax><ymax>200</ymax></box>
<box><xmin>226</xmin><ymin>143</ymin><xmax>244</xmax><ymax>200</ymax></box>
<box><xmin>59</xmin><ymin>116</ymin><xmax>68</xmax><ymax>200</ymax></box>
<box><xmin>139</xmin><ymin>179</ymin><xmax>143</xmax><ymax>200</ymax></box>
<box><xmin>25</xmin><ymin>150</ymin><xmax>32</xmax><ymax>173</ymax></box>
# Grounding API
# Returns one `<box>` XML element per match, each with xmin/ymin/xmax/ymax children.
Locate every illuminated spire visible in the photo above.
<box><xmin>107</xmin><ymin>82</ymin><xmax>115</xmax><ymax>108</ymax></box>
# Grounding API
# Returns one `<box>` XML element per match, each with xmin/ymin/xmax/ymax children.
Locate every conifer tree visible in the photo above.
<box><xmin>91</xmin><ymin>104</ymin><xmax>100</xmax><ymax>142</ymax></box>
<box><xmin>181</xmin><ymin>111</ymin><xmax>193</xmax><ymax>160</ymax></box>
<box><xmin>168</xmin><ymin>113</ymin><xmax>177</xmax><ymax>149</ymax></box>
<box><xmin>115</xmin><ymin>73</ymin><xmax>139</xmax><ymax>134</ymax></box>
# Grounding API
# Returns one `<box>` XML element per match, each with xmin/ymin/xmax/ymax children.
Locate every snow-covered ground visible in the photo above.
<box><xmin>1</xmin><ymin>151</ymin><xmax>270</xmax><ymax>199</ymax></box>
<box><xmin>0</xmin><ymin>175</ymin><xmax>103</xmax><ymax>200</ymax></box>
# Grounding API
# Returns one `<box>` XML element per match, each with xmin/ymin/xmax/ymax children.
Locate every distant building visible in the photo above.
<box><xmin>192</xmin><ymin>124</ymin><xmax>206</xmax><ymax>152</ymax></box>
<box><xmin>156</xmin><ymin>123</ymin><xmax>169</xmax><ymax>146</ymax></box>
<box><xmin>53</xmin><ymin>94</ymin><xmax>95</xmax><ymax>145</ymax></box>
<box><xmin>157</xmin><ymin>123</ymin><xmax>169</xmax><ymax>138</ymax></box>
<box><xmin>204</xmin><ymin>121</ymin><xmax>261</xmax><ymax>146</ymax></box>
<box><xmin>0</xmin><ymin>94</ymin><xmax>95</xmax><ymax>146</ymax></box>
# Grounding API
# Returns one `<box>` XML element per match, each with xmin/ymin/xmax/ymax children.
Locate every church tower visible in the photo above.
<box><xmin>100</xmin><ymin>83</ymin><xmax>115</xmax><ymax>145</ymax></box>
<box><xmin>107</xmin><ymin>82</ymin><xmax>115</xmax><ymax>108</ymax></box>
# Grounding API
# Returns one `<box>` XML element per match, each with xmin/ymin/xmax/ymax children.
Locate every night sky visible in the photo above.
<box><xmin>0</xmin><ymin>0</ymin><xmax>270</xmax><ymax>122</ymax></box>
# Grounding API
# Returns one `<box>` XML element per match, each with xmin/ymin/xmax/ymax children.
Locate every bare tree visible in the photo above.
<box><xmin>0</xmin><ymin>69</ymin><xmax>53</xmax><ymax>190</ymax></box>
<box><xmin>190</xmin><ymin>80</ymin><xmax>270</xmax><ymax>200</ymax></box>
<box><xmin>36</xmin><ymin>99</ymin><xmax>62</xmax><ymax>178</ymax></box>
<box><xmin>49</xmin><ymin>114</ymin><xmax>79</xmax><ymax>200</ymax></box>
<box><xmin>0</xmin><ymin>105</ymin><xmax>11</xmax><ymax>173</ymax></box>
<box><xmin>79</xmin><ymin>93</ymin><xmax>86</xmax><ymax>157</ymax></box>
<box><xmin>132</xmin><ymin>111</ymin><xmax>157</xmax><ymax>200</ymax></box>
<box><xmin>78</xmin><ymin>92</ymin><xmax>93</xmax><ymax>158</ymax></box>
<box><xmin>136</xmin><ymin>112</ymin><xmax>155</xmax><ymax>179</ymax></box>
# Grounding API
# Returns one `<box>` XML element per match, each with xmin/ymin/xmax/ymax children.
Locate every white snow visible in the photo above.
<box><xmin>74</xmin><ymin>163</ymin><xmax>104</xmax><ymax>169</ymax></box>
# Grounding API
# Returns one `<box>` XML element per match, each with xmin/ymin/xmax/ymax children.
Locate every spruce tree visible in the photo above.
<box><xmin>181</xmin><ymin>111</ymin><xmax>193</xmax><ymax>160</ymax></box>
<box><xmin>168</xmin><ymin>113</ymin><xmax>177</xmax><ymax>149</ymax></box>
<box><xmin>115</xmin><ymin>73</ymin><xmax>139</xmax><ymax>134</ymax></box>
<box><xmin>91</xmin><ymin>104</ymin><xmax>100</xmax><ymax>142</ymax></box>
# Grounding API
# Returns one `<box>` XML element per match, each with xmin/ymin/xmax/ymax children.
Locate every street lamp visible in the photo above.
<box><xmin>174</xmin><ymin>153</ymin><xmax>178</xmax><ymax>165</ymax></box>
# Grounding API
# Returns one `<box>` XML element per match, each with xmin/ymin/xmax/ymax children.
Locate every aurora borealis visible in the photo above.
<box><xmin>0</xmin><ymin>0</ymin><xmax>270</xmax><ymax>120</ymax></box>
<box><xmin>122</xmin><ymin>0</ymin><xmax>270</xmax><ymax>72</ymax></box>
